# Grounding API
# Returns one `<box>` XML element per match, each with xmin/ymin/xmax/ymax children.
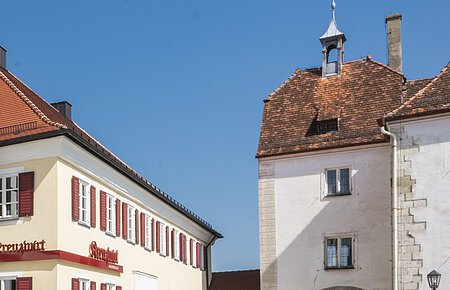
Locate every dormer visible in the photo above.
<box><xmin>320</xmin><ymin>0</ymin><xmax>346</xmax><ymax>78</ymax></box>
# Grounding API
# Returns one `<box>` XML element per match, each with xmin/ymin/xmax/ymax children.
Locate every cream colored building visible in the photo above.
<box><xmin>0</xmin><ymin>45</ymin><xmax>222</xmax><ymax>290</ymax></box>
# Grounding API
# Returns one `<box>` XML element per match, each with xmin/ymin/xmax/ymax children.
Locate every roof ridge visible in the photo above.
<box><xmin>0</xmin><ymin>70</ymin><xmax>67</xmax><ymax>129</ymax></box>
<box><xmin>387</xmin><ymin>62</ymin><xmax>450</xmax><ymax>118</ymax></box>
<box><xmin>366</xmin><ymin>57</ymin><xmax>405</xmax><ymax>77</ymax></box>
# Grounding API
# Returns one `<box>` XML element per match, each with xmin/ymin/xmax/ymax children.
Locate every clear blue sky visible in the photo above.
<box><xmin>1</xmin><ymin>0</ymin><xmax>449</xmax><ymax>271</ymax></box>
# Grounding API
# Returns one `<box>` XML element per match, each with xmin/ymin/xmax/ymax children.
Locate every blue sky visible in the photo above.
<box><xmin>1</xmin><ymin>0</ymin><xmax>449</xmax><ymax>271</ymax></box>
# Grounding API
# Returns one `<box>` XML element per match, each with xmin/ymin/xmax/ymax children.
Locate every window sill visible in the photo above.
<box><xmin>325</xmin><ymin>266</ymin><xmax>355</xmax><ymax>271</ymax></box>
<box><xmin>0</xmin><ymin>216</ymin><xmax>19</xmax><ymax>221</ymax></box>
<box><xmin>105</xmin><ymin>231</ymin><xmax>116</xmax><ymax>238</ymax></box>
<box><xmin>324</xmin><ymin>192</ymin><xmax>352</xmax><ymax>197</ymax></box>
<box><xmin>127</xmin><ymin>239</ymin><xmax>136</xmax><ymax>245</ymax></box>
<box><xmin>77</xmin><ymin>221</ymin><xmax>91</xmax><ymax>229</ymax></box>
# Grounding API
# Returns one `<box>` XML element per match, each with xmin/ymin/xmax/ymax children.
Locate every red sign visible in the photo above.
<box><xmin>0</xmin><ymin>240</ymin><xmax>46</xmax><ymax>254</ymax></box>
<box><xmin>89</xmin><ymin>241</ymin><xmax>118</xmax><ymax>264</ymax></box>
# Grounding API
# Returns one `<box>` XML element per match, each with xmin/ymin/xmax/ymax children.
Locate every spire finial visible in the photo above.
<box><xmin>331</xmin><ymin>0</ymin><xmax>336</xmax><ymax>20</ymax></box>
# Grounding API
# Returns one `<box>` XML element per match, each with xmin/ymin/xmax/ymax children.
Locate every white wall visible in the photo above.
<box><xmin>261</xmin><ymin>145</ymin><xmax>392</xmax><ymax>290</ymax></box>
<box><xmin>393</xmin><ymin>115</ymin><xmax>450</xmax><ymax>289</ymax></box>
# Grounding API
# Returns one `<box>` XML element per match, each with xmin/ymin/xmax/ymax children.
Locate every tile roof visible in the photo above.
<box><xmin>210</xmin><ymin>270</ymin><xmax>260</xmax><ymax>290</ymax></box>
<box><xmin>257</xmin><ymin>57</ymin><xmax>407</xmax><ymax>158</ymax></box>
<box><xmin>0</xmin><ymin>67</ymin><xmax>221</xmax><ymax>239</ymax></box>
<box><xmin>386</xmin><ymin>62</ymin><xmax>450</xmax><ymax>121</ymax></box>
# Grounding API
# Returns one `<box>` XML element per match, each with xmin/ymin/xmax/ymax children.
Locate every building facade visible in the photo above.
<box><xmin>257</xmin><ymin>2</ymin><xmax>449</xmax><ymax>290</ymax></box>
<box><xmin>0</xmin><ymin>44</ymin><xmax>222</xmax><ymax>290</ymax></box>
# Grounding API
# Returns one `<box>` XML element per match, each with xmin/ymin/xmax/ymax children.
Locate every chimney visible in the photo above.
<box><xmin>385</xmin><ymin>14</ymin><xmax>403</xmax><ymax>73</ymax></box>
<box><xmin>51</xmin><ymin>101</ymin><xmax>72</xmax><ymax>121</ymax></box>
<box><xmin>0</xmin><ymin>46</ymin><xmax>6</xmax><ymax>70</ymax></box>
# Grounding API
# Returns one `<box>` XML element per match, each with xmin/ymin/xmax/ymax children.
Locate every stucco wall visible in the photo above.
<box><xmin>259</xmin><ymin>145</ymin><xmax>392</xmax><ymax>290</ymax></box>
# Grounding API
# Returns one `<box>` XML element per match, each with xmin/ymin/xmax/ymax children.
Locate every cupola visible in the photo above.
<box><xmin>320</xmin><ymin>0</ymin><xmax>346</xmax><ymax>78</ymax></box>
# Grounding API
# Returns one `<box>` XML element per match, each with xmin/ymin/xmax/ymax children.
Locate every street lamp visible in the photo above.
<box><xmin>427</xmin><ymin>270</ymin><xmax>441</xmax><ymax>290</ymax></box>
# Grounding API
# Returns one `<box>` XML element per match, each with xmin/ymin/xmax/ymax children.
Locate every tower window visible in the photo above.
<box><xmin>317</xmin><ymin>119</ymin><xmax>338</xmax><ymax>134</ymax></box>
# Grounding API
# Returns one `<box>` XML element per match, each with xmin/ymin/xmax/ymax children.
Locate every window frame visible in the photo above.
<box><xmin>79</xmin><ymin>278</ymin><xmax>90</xmax><ymax>290</ymax></box>
<box><xmin>78</xmin><ymin>179</ymin><xmax>91</xmax><ymax>227</ymax></box>
<box><xmin>127</xmin><ymin>205</ymin><xmax>136</xmax><ymax>244</ymax></box>
<box><xmin>173</xmin><ymin>229</ymin><xmax>180</xmax><ymax>261</ymax></box>
<box><xmin>0</xmin><ymin>173</ymin><xmax>19</xmax><ymax>220</ymax></box>
<box><xmin>144</xmin><ymin>215</ymin><xmax>152</xmax><ymax>251</ymax></box>
<box><xmin>325</xmin><ymin>167</ymin><xmax>352</xmax><ymax>196</ymax></box>
<box><xmin>324</xmin><ymin>234</ymin><xmax>355</xmax><ymax>270</ymax></box>
<box><xmin>317</xmin><ymin>119</ymin><xmax>338</xmax><ymax>134</ymax></box>
<box><xmin>106</xmin><ymin>283</ymin><xmax>115</xmax><ymax>290</ymax></box>
<box><xmin>0</xmin><ymin>277</ymin><xmax>17</xmax><ymax>290</ymax></box>
<box><xmin>106</xmin><ymin>194</ymin><xmax>116</xmax><ymax>236</ymax></box>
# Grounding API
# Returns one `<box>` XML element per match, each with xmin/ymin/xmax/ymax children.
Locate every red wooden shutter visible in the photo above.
<box><xmin>151</xmin><ymin>218</ymin><xmax>155</xmax><ymax>250</ymax></box>
<box><xmin>17</xmin><ymin>277</ymin><xmax>32</xmax><ymax>290</ymax></box>
<box><xmin>179</xmin><ymin>233</ymin><xmax>183</xmax><ymax>262</ymax></box>
<box><xmin>71</xmin><ymin>176</ymin><xmax>79</xmax><ymax>221</ymax></box>
<box><xmin>18</xmin><ymin>172</ymin><xmax>34</xmax><ymax>217</ymax></box>
<box><xmin>122</xmin><ymin>203</ymin><xmax>128</xmax><ymax>240</ymax></box>
<box><xmin>90</xmin><ymin>186</ymin><xmax>96</xmax><ymax>228</ymax></box>
<box><xmin>171</xmin><ymin>229</ymin><xmax>175</xmax><ymax>258</ymax></box>
<box><xmin>100</xmin><ymin>283</ymin><xmax>106</xmax><ymax>290</ymax></box>
<box><xmin>71</xmin><ymin>278</ymin><xmax>79</xmax><ymax>290</ymax></box>
<box><xmin>116</xmin><ymin>287</ymin><xmax>122</xmax><ymax>290</ymax></box>
<box><xmin>100</xmin><ymin>191</ymin><xmax>107</xmax><ymax>231</ymax></box>
<box><xmin>156</xmin><ymin>221</ymin><xmax>160</xmax><ymax>253</ymax></box>
<box><xmin>190</xmin><ymin>238</ymin><xmax>193</xmax><ymax>265</ymax></box>
<box><xmin>115</xmin><ymin>199</ymin><xmax>121</xmax><ymax>237</ymax></box>
<box><xmin>135</xmin><ymin>209</ymin><xmax>139</xmax><ymax>244</ymax></box>
<box><xmin>90</xmin><ymin>281</ymin><xmax>96</xmax><ymax>290</ymax></box>
<box><xmin>183</xmin><ymin>235</ymin><xmax>187</xmax><ymax>264</ymax></box>
<box><xmin>166</xmin><ymin>226</ymin><xmax>170</xmax><ymax>257</ymax></box>
<box><xmin>140</xmin><ymin>212</ymin><xmax>145</xmax><ymax>247</ymax></box>
<box><xmin>196</xmin><ymin>242</ymin><xmax>201</xmax><ymax>267</ymax></box>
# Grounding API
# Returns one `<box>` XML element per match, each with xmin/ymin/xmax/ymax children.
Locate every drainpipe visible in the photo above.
<box><xmin>206</xmin><ymin>236</ymin><xmax>218</xmax><ymax>290</ymax></box>
<box><xmin>379</xmin><ymin>117</ymin><xmax>398</xmax><ymax>290</ymax></box>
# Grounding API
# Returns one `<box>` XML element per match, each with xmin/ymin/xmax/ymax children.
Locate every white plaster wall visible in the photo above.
<box><xmin>266</xmin><ymin>145</ymin><xmax>392</xmax><ymax>290</ymax></box>
<box><xmin>395</xmin><ymin>116</ymin><xmax>450</xmax><ymax>289</ymax></box>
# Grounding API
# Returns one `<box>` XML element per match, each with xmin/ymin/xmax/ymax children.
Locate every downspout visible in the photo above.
<box><xmin>379</xmin><ymin>117</ymin><xmax>398</xmax><ymax>290</ymax></box>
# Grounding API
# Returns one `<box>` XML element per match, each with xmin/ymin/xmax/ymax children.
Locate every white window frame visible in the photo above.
<box><xmin>325</xmin><ymin>167</ymin><xmax>351</xmax><ymax>196</ymax></box>
<box><xmin>192</xmin><ymin>239</ymin><xmax>197</xmax><ymax>268</ymax></box>
<box><xmin>78</xmin><ymin>179</ymin><xmax>91</xmax><ymax>226</ymax></box>
<box><xmin>106</xmin><ymin>194</ymin><xmax>116</xmax><ymax>235</ymax></box>
<box><xmin>324</xmin><ymin>234</ymin><xmax>355</xmax><ymax>270</ymax></box>
<box><xmin>173</xmin><ymin>229</ymin><xmax>180</xmax><ymax>261</ymax></box>
<box><xmin>160</xmin><ymin>222</ymin><xmax>167</xmax><ymax>257</ymax></box>
<box><xmin>79</xmin><ymin>278</ymin><xmax>90</xmax><ymax>290</ymax></box>
<box><xmin>0</xmin><ymin>277</ymin><xmax>17</xmax><ymax>290</ymax></box>
<box><xmin>0</xmin><ymin>173</ymin><xmax>19</xmax><ymax>220</ymax></box>
<box><xmin>127</xmin><ymin>205</ymin><xmax>136</xmax><ymax>243</ymax></box>
<box><xmin>144</xmin><ymin>215</ymin><xmax>152</xmax><ymax>251</ymax></box>
<box><xmin>106</xmin><ymin>283</ymin><xmax>115</xmax><ymax>290</ymax></box>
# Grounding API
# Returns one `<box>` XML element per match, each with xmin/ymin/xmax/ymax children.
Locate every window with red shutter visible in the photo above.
<box><xmin>196</xmin><ymin>242</ymin><xmax>201</xmax><ymax>268</ymax></box>
<box><xmin>135</xmin><ymin>209</ymin><xmax>139</xmax><ymax>245</ymax></box>
<box><xmin>71</xmin><ymin>278</ymin><xmax>79</xmax><ymax>290</ymax></box>
<box><xmin>190</xmin><ymin>238</ymin><xmax>193</xmax><ymax>265</ymax></box>
<box><xmin>140</xmin><ymin>212</ymin><xmax>145</xmax><ymax>247</ymax></box>
<box><xmin>151</xmin><ymin>218</ymin><xmax>155</xmax><ymax>250</ymax></box>
<box><xmin>122</xmin><ymin>203</ymin><xmax>128</xmax><ymax>240</ymax></box>
<box><xmin>90</xmin><ymin>281</ymin><xmax>96</xmax><ymax>290</ymax></box>
<box><xmin>90</xmin><ymin>186</ymin><xmax>96</xmax><ymax>228</ymax></box>
<box><xmin>16</xmin><ymin>277</ymin><xmax>32</xmax><ymax>290</ymax></box>
<box><xmin>166</xmin><ymin>226</ymin><xmax>169</xmax><ymax>257</ymax></box>
<box><xmin>171</xmin><ymin>229</ymin><xmax>175</xmax><ymax>258</ymax></box>
<box><xmin>71</xmin><ymin>176</ymin><xmax>79</xmax><ymax>221</ymax></box>
<box><xmin>115</xmin><ymin>199</ymin><xmax>121</xmax><ymax>237</ymax></box>
<box><xmin>18</xmin><ymin>172</ymin><xmax>34</xmax><ymax>217</ymax></box>
<box><xmin>100</xmin><ymin>191</ymin><xmax>107</xmax><ymax>231</ymax></box>
<box><xmin>179</xmin><ymin>233</ymin><xmax>183</xmax><ymax>262</ymax></box>
<box><xmin>100</xmin><ymin>283</ymin><xmax>106</xmax><ymax>290</ymax></box>
<box><xmin>156</xmin><ymin>221</ymin><xmax>161</xmax><ymax>253</ymax></box>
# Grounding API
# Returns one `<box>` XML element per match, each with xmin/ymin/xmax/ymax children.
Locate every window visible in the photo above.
<box><xmin>78</xmin><ymin>180</ymin><xmax>90</xmax><ymax>226</ymax></box>
<box><xmin>173</xmin><ymin>229</ymin><xmax>180</xmax><ymax>261</ymax></box>
<box><xmin>326</xmin><ymin>167</ymin><xmax>351</xmax><ymax>195</ymax></box>
<box><xmin>325</xmin><ymin>236</ymin><xmax>354</xmax><ymax>269</ymax></box>
<box><xmin>106</xmin><ymin>194</ymin><xmax>116</xmax><ymax>235</ymax></box>
<box><xmin>317</xmin><ymin>119</ymin><xmax>338</xmax><ymax>134</ymax></box>
<box><xmin>0</xmin><ymin>278</ymin><xmax>16</xmax><ymax>290</ymax></box>
<box><xmin>0</xmin><ymin>174</ymin><xmax>19</xmax><ymax>219</ymax></box>
<box><xmin>106</xmin><ymin>284</ymin><xmax>115</xmax><ymax>290</ymax></box>
<box><xmin>192</xmin><ymin>240</ymin><xmax>197</xmax><ymax>268</ymax></box>
<box><xmin>127</xmin><ymin>205</ymin><xmax>135</xmax><ymax>243</ymax></box>
<box><xmin>144</xmin><ymin>215</ymin><xmax>152</xmax><ymax>250</ymax></box>
<box><xmin>79</xmin><ymin>279</ymin><xmax>89</xmax><ymax>290</ymax></box>
<box><xmin>160</xmin><ymin>222</ymin><xmax>166</xmax><ymax>256</ymax></box>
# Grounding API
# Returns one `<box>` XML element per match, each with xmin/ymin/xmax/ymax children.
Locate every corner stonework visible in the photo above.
<box><xmin>397</xmin><ymin>137</ymin><xmax>427</xmax><ymax>290</ymax></box>
<box><xmin>258</xmin><ymin>162</ymin><xmax>277</xmax><ymax>290</ymax></box>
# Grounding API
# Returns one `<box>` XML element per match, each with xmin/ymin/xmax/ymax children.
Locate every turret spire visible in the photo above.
<box><xmin>332</xmin><ymin>0</ymin><xmax>336</xmax><ymax>20</ymax></box>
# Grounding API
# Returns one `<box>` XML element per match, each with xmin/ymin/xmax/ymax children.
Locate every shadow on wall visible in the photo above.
<box><xmin>261</xmin><ymin>159</ymin><xmax>392</xmax><ymax>290</ymax></box>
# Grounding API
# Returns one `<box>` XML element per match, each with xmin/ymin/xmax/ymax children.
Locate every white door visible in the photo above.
<box><xmin>134</xmin><ymin>272</ymin><xmax>157</xmax><ymax>290</ymax></box>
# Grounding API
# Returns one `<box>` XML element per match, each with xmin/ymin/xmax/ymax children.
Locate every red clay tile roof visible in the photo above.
<box><xmin>210</xmin><ymin>270</ymin><xmax>260</xmax><ymax>290</ymax></box>
<box><xmin>386</xmin><ymin>62</ymin><xmax>450</xmax><ymax>121</ymax></box>
<box><xmin>0</xmin><ymin>66</ymin><xmax>221</xmax><ymax>238</ymax></box>
<box><xmin>257</xmin><ymin>57</ymin><xmax>407</xmax><ymax>158</ymax></box>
